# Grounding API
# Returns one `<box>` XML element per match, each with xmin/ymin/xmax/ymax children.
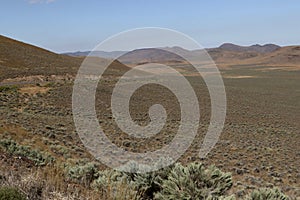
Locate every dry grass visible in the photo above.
<box><xmin>0</xmin><ymin>164</ymin><xmax>139</xmax><ymax>199</ymax></box>
<box><xmin>19</xmin><ymin>86</ymin><xmax>50</xmax><ymax>95</ymax></box>
<box><xmin>98</xmin><ymin>179</ymin><xmax>138</xmax><ymax>200</ymax></box>
<box><xmin>223</xmin><ymin>75</ymin><xmax>255</xmax><ymax>79</ymax></box>
<box><xmin>0</xmin><ymin>164</ymin><xmax>103</xmax><ymax>200</ymax></box>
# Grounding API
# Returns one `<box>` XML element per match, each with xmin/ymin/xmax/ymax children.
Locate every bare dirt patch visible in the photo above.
<box><xmin>1</xmin><ymin>74</ymin><xmax>74</xmax><ymax>84</ymax></box>
<box><xmin>19</xmin><ymin>86</ymin><xmax>50</xmax><ymax>95</ymax></box>
<box><xmin>255</xmin><ymin>66</ymin><xmax>300</xmax><ymax>72</ymax></box>
<box><xmin>223</xmin><ymin>75</ymin><xmax>255</xmax><ymax>79</ymax></box>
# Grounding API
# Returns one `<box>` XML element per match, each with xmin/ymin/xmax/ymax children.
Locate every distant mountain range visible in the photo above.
<box><xmin>63</xmin><ymin>43</ymin><xmax>281</xmax><ymax>59</ymax></box>
<box><xmin>62</xmin><ymin>43</ymin><xmax>300</xmax><ymax>68</ymax></box>
<box><xmin>0</xmin><ymin>34</ymin><xmax>299</xmax><ymax>81</ymax></box>
<box><xmin>218</xmin><ymin>43</ymin><xmax>280</xmax><ymax>53</ymax></box>
<box><xmin>64</xmin><ymin>50</ymin><xmax>126</xmax><ymax>58</ymax></box>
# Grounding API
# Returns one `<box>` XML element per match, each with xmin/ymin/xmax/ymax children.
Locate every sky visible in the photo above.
<box><xmin>1</xmin><ymin>0</ymin><xmax>300</xmax><ymax>53</ymax></box>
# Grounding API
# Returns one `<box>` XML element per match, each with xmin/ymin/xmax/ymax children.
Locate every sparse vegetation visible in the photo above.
<box><xmin>92</xmin><ymin>162</ymin><xmax>237</xmax><ymax>199</ymax></box>
<box><xmin>0</xmin><ymin>34</ymin><xmax>299</xmax><ymax>199</ymax></box>
<box><xmin>0</xmin><ymin>139</ymin><xmax>54</xmax><ymax>166</ymax></box>
<box><xmin>50</xmin><ymin>144</ymin><xmax>70</xmax><ymax>158</ymax></box>
<box><xmin>66</xmin><ymin>162</ymin><xmax>99</xmax><ymax>187</ymax></box>
<box><xmin>154</xmin><ymin>162</ymin><xmax>233</xmax><ymax>199</ymax></box>
<box><xmin>0</xmin><ymin>186</ymin><xmax>26</xmax><ymax>200</ymax></box>
<box><xmin>0</xmin><ymin>85</ymin><xmax>18</xmax><ymax>93</ymax></box>
<box><xmin>246</xmin><ymin>188</ymin><xmax>290</xmax><ymax>200</ymax></box>
<box><xmin>93</xmin><ymin>170</ymin><xmax>138</xmax><ymax>199</ymax></box>
<box><xmin>92</xmin><ymin>162</ymin><xmax>173</xmax><ymax>199</ymax></box>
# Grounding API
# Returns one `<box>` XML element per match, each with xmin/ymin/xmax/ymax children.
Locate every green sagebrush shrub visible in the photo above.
<box><xmin>0</xmin><ymin>85</ymin><xmax>18</xmax><ymax>93</ymax></box>
<box><xmin>154</xmin><ymin>162</ymin><xmax>233</xmax><ymax>200</ymax></box>
<box><xmin>93</xmin><ymin>159</ymin><xmax>174</xmax><ymax>199</ymax></box>
<box><xmin>0</xmin><ymin>186</ymin><xmax>26</xmax><ymax>200</ymax></box>
<box><xmin>246</xmin><ymin>188</ymin><xmax>290</xmax><ymax>200</ymax></box>
<box><xmin>66</xmin><ymin>162</ymin><xmax>99</xmax><ymax>186</ymax></box>
<box><xmin>92</xmin><ymin>169</ymin><xmax>138</xmax><ymax>199</ymax></box>
<box><xmin>93</xmin><ymin>162</ymin><xmax>233</xmax><ymax>200</ymax></box>
<box><xmin>0</xmin><ymin>139</ymin><xmax>54</xmax><ymax>166</ymax></box>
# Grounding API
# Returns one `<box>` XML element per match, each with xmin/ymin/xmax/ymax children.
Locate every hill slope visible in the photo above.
<box><xmin>0</xmin><ymin>35</ymin><xmax>130</xmax><ymax>81</ymax></box>
<box><xmin>64</xmin><ymin>50</ymin><xmax>127</xmax><ymax>58</ymax></box>
<box><xmin>0</xmin><ymin>35</ymin><xmax>85</xmax><ymax>80</ymax></box>
<box><xmin>218</xmin><ymin>43</ymin><xmax>280</xmax><ymax>53</ymax></box>
<box><xmin>238</xmin><ymin>46</ymin><xmax>300</xmax><ymax>67</ymax></box>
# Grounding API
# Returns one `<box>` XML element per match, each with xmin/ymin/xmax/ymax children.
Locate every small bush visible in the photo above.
<box><xmin>43</xmin><ymin>82</ymin><xmax>56</xmax><ymax>88</ymax></box>
<box><xmin>0</xmin><ymin>186</ymin><xmax>26</xmax><ymax>200</ymax></box>
<box><xmin>93</xmin><ymin>162</ymin><xmax>233</xmax><ymax>200</ymax></box>
<box><xmin>92</xmin><ymin>160</ymin><xmax>175</xmax><ymax>199</ymax></box>
<box><xmin>154</xmin><ymin>162</ymin><xmax>233</xmax><ymax>200</ymax></box>
<box><xmin>50</xmin><ymin>144</ymin><xmax>70</xmax><ymax>158</ymax></box>
<box><xmin>0</xmin><ymin>85</ymin><xmax>18</xmax><ymax>93</ymax></box>
<box><xmin>92</xmin><ymin>169</ymin><xmax>127</xmax><ymax>189</ymax></box>
<box><xmin>217</xmin><ymin>195</ymin><xmax>236</xmax><ymax>200</ymax></box>
<box><xmin>66</xmin><ymin>162</ymin><xmax>99</xmax><ymax>186</ymax></box>
<box><xmin>130</xmin><ymin>165</ymin><xmax>174</xmax><ymax>199</ymax></box>
<box><xmin>246</xmin><ymin>188</ymin><xmax>290</xmax><ymax>200</ymax></box>
<box><xmin>93</xmin><ymin>170</ymin><xmax>138</xmax><ymax>199</ymax></box>
<box><xmin>0</xmin><ymin>139</ymin><xmax>54</xmax><ymax>166</ymax></box>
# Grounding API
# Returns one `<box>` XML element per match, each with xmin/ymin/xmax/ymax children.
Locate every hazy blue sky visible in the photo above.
<box><xmin>1</xmin><ymin>0</ymin><xmax>299</xmax><ymax>52</ymax></box>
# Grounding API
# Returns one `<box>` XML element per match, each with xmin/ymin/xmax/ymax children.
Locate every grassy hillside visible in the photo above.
<box><xmin>0</xmin><ymin>35</ymin><xmax>85</xmax><ymax>80</ymax></box>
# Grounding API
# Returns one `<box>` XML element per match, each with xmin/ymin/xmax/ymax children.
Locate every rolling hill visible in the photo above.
<box><xmin>64</xmin><ymin>50</ymin><xmax>126</xmax><ymax>59</ymax></box>
<box><xmin>218</xmin><ymin>43</ymin><xmax>280</xmax><ymax>53</ymax></box>
<box><xmin>236</xmin><ymin>46</ymin><xmax>300</xmax><ymax>67</ymax></box>
<box><xmin>0</xmin><ymin>35</ymin><xmax>84</xmax><ymax>80</ymax></box>
<box><xmin>0</xmin><ymin>35</ymin><xmax>129</xmax><ymax>81</ymax></box>
<box><xmin>63</xmin><ymin>43</ymin><xmax>300</xmax><ymax>69</ymax></box>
